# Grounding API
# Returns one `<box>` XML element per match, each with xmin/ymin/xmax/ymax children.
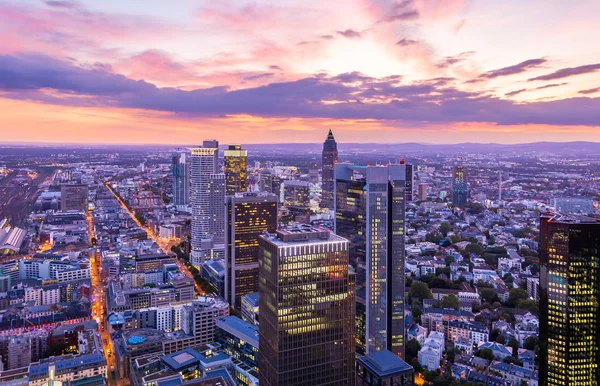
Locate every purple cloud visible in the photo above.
<box><xmin>579</xmin><ymin>87</ymin><xmax>600</xmax><ymax>95</ymax></box>
<box><xmin>336</xmin><ymin>29</ymin><xmax>362</xmax><ymax>39</ymax></box>
<box><xmin>534</xmin><ymin>83</ymin><xmax>567</xmax><ymax>90</ymax></box>
<box><xmin>529</xmin><ymin>63</ymin><xmax>600</xmax><ymax>81</ymax></box>
<box><xmin>381</xmin><ymin>10</ymin><xmax>419</xmax><ymax>23</ymax></box>
<box><xmin>396</xmin><ymin>38</ymin><xmax>418</xmax><ymax>47</ymax></box>
<box><xmin>479</xmin><ymin>58</ymin><xmax>547</xmax><ymax>79</ymax></box>
<box><xmin>1</xmin><ymin>53</ymin><xmax>600</xmax><ymax>127</ymax></box>
<box><xmin>505</xmin><ymin>89</ymin><xmax>527</xmax><ymax>97</ymax></box>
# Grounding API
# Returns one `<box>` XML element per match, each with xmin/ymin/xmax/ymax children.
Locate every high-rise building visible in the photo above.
<box><xmin>224</xmin><ymin>145</ymin><xmax>248</xmax><ymax>195</ymax></box>
<box><xmin>539</xmin><ymin>213</ymin><xmax>600</xmax><ymax>386</ymax></box>
<box><xmin>191</xmin><ymin>140</ymin><xmax>226</xmax><ymax>266</ymax></box>
<box><xmin>225</xmin><ymin>192</ymin><xmax>278</xmax><ymax>309</ymax></box>
<box><xmin>401</xmin><ymin>159</ymin><xmax>414</xmax><ymax>202</ymax></box>
<box><xmin>321</xmin><ymin>129</ymin><xmax>338</xmax><ymax>209</ymax></box>
<box><xmin>60</xmin><ymin>184</ymin><xmax>88</xmax><ymax>211</ymax></box>
<box><xmin>451</xmin><ymin>164</ymin><xmax>468</xmax><ymax>207</ymax></box>
<box><xmin>260</xmin><ymin>170</ymin><xmax>282</xmax><ymax>201</ymax></box>
<box><xmin>282</xmin><ymin>180</ymin><xmax>310</xmax><ymax>209</ymax></box>
<box><xmin>418</xmin><ymin>183</ymin><xmax>428</xmax><ymax>201</ymax></box>
<box><xmin>172</xmin><ymin>150</ymin><xmax>190</xmax><ymax>206</ymax></box>
<box><xmin>258</xmin><ymin>225</ymin><xmax>355</xmax><ymax>385</ymax></box>
<box><xmin>335</xmin><ymin>164</ymin><xmax>406</xmax><ymax>358</ymax></box>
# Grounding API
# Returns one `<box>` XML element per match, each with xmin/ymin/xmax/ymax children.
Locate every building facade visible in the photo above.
<box><xmin>258</xmin><ymin>226</ymin><xmax>355</xmax><ymax>385</ymax></box>
<box><xmin>224</xmin><ymin>145</ymin><xmax>248</xmax><ymax>195</ymax></box>
<box><xmin>61</xmin><ymin>184</ymin><xmax>88</xmax><ymax>211</ymax></box>
<box><xmin>321</xmin><ymin>129</ymin><xmax>338</xmax><ymax>209</ymax></box>
<box><xmin>172</xmin><ymin>150</ymin><xmax>190</xmax><ymax>206</ymax></box>
<box><xmin>225</xmin><ymin>192</ymin><xmax>278</xmax><ymax>310</ymax></box>
<box><xmin>451</xmin><ymin>165</ymin><xmax>468</xmax><ymax>207</ymax></box>
<box><xmin>190</xmin><ymin>140</ymin><xmax>226</xmax><ymax>266</ymax></box>
<box><xmin>539</xmin><ymin>213</ymin><xmax>600</xmax><ymax>386</ymax></box>
<box><xmin>335</xmin><ymin>164</ymin><xmax>407</xmax><ymax>358</ymax></box>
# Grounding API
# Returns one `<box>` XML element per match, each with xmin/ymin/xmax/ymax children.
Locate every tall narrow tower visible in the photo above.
<box><xmin>335</xmin><ymin>164</ymin><xmax>406</xmax><ymax>358</ymax></box>
<box><xmin>321</xmin><ymin>129</ymin><xmax>338</xmax><ymax>209</ymax></box>
<box><xmin>190</xmin><ymin>140</ymin><xmax>225</xmax><ymax>266</ymax></box>
<box><xmin>224</xmin><ymin>145</ymin><xmax>248</xmax><ymax>195</ymax></box>
<box><xmin>172</xmin><ymin>150</ymin><xmax>190</xmax><ymax>206</ymax></box>
<box><xmin>451</xmin><ymin>162</ymin><xmax>468</xmax><ymax>207</ymax></box>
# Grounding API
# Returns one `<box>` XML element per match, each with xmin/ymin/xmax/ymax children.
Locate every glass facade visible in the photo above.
<box><xmin>539</xmin><ymin>213</ymin><xmax>600</xmax><ymax>386</ymax></box>
<box><xmin>334</xmin><ymin>164</ymin><xmax>406</xmax><ymax>358</ymax></box>
<box><xmin>172</xmin><ymin>150</ymin><xmax>190</xmax><ymax>206</ymax></box>
<box><xmin>451</xmin><ymin>165</ymin><xmax>468</xmax><ymax>207</ymax></box>
<box><xmin>224</xmin><ymin>145</ymin><xmax>248</xmax><ymax>195</ymax></box>
<box><xmin>226</xmin><ymin>193</ymin><xmax>278</xmax><ymax>310</ymax></box>
<box><xmin>258</xmin><ymin>227</ymin><xmax>355</xmax><ymax>385</ymax></box>
<box><xmin>321</xmin><ymin>129</ymin><xmax>338</xmax><ymax>209</ymax></box>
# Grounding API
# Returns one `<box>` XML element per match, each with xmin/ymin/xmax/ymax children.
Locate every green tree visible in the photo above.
<box><xmin>450</xmin><ymin>235</ymin><xmax>461</xmax><ymax>244</ymax></box>
<box><xmin>496</xmin><ymin>334</ymin><xmax>506</xmax><ymax>344</ymax></box>
<box><xmin>439</xmin><ymin>222</ymin><xmax>452</xmax><ymax>237</ymax></box>
<box><xmin>508</xmin><ymin>288</ymin><xmax>529</xmax><ymax>307</ymax></box>
<box><xmin>523</xmin><ymin>336</ymin><xmax>538</xmax><ymax>351</ymax></box>
<box><xmin>412</xmin><ymin>305</ymin><xmax>422</xmax><ymax>323</ymax></box>
<box><xmin>508</xmin><ymin>337</ymin><xmax>520</xmax><ymax>354</ymax></box>
<box><xmin>134</xmin><ymin>210</ymin><xmax>147</xmax><ymax>226</ymax></box>
<box><xmin>465</xmin><ymin>243</ymin><xmax>484</xmax><ymax>256</ymax></box>
<box><xmin>441</xmin><ymin>294</ymin><xmax>460</xmax><ymax>310</ymax></box>
<box><xmin>410</xmin><ymin>281</ymin><xmax>432</xmax><ymax>300</ymax></box>
<box><xmin>516</xmin><ymin>299</ymin><xmax>539</xmax><ymax>315</ymax></box>
<box><xmin>479</xmin><ymin>288</ymin><xmax>498</xmax><ymax>303</ymax></box>
<box><xmin>475</xmin><ymin>348</ymin><xmax>495</xmax><ymax>361</ymax></box>
<box><xmin>503</xmin><ymin>356</ymin><xmax>523</xmax><ymax>366</ymax></box>
<box><xmin>405</xmin><ymin>339</ymin><xmax>421</xmax><ymax>364</ymax></box>
<box><xmin>489</xmin><ymin>328</ymin><xmax>501</xmax><ymax>342</ymax></box>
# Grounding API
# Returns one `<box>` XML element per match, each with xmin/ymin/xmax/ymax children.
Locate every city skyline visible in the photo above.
<box><xmin>1</xmin><ymin>1</ymin><xmax>600</xmax><ymax>144</ymax></box>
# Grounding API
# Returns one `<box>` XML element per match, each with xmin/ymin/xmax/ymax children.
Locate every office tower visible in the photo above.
<box><xmin>401</xmin><ymin>159</ymin><xmax>414</xmax><ymax>202</ymax></box>
<box><xmin>282</xmin><ymin>180</ymin><xmax>310</xmax><ymax>209</ymax></box>
<box><xmin>451</xmin><ymin>164</ymin><xmax>468</xmax><ymax>207</ymax></box>
<box><xmin>539</xmin><ymin>213</ymin><xmax>600</xmax><ymax>386</ymax></box>
<box><xmin>225</xmin><ymin>192</ymin><xmax>278</xmax><ymax>309</ymax></box>
<box><xmin>418</xmin><ymin>183</ymin><xmax>428</xmax><ymax>201</ymax></box>
<box><xmin>260</xmin><ymin>170</ymin><xmax>282</xmax><ymax>200</ymax></box>
<box><xmin>172</xmin><ymin>150</ymin><xmax>190</xmax><ymax>206</ymax></box>
<box><xmin>190</xmin><ymin>140</ymin><xmax>226</xmax><ymax>266</ymax></box>
<box><xmin>60</xmin><ymin>184</ymin><xmax>88</xmax><ymax>211</ymax></box>
<box><xmin>356</xmin><ymin>350</ymin><xmax>414</xmax><ymax>386</ymax></box>
<box><xmin>0</xmin><ymin>268</ymin><xmax>11</xmax><ymax>292</ymax></box>
<box><xmin>308</xmin><ymin>161</ymin><xmax>319</xmax><ymax>184</ymax></box>
<box><xmin>224</xmin><ymin>145</ymin><xmax>248</xmax><ymax>195</ymax></box>
<box><xmin>335</xmin><ymin>164</ymin><xmax>406</xmax><ymax>358</ymax></box>
<box><xmin>321</xmin><ymin>129</ymin><xmax>338</xmax><ymax>209</ymax></box>
<box><xmin>258</xmin><ymin>226</ymin><xmax>355</xmax><ymax>385</ymax></box>
<box><xmin>550</xmin><ymin>197</ymin><xmax>594</xmax><ymax>215</ymax></box>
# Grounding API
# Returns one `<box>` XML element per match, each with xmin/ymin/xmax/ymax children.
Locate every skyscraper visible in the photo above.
<box><xmin>225</xmin><ymin>192</ymin><xmax>278</xmax><ymax>310</ymax></box>
<box><xmin>405</xmin><ymin>162</ymin><xmax>414</xmax><ymax>202</ymax></box>
<box><xmin>190</xmin><ymin>140</ymin><xmax>226</xmax><ymax>266</ymax></box>
<box><xmin>539</xmin><ymin>213</ymin><xmax>600</xmax><ymax>386</ymax></box>
<box><xmin>335</xmin><ymin>164</ymin><xmax>406</xmax><ymax>358</ymax></box>
<box><xmin>258</xmin><ymin>225</ymin><xmax>355</xmax><ymax>385</ymax></box>
<box><xmin>418</xmin><ymin>183</ymin><xmax>428</xmax><ymax>201</ymax></box>
<box><xmin>321</xmin><ymin>129</ymin><xmax>338</xmax><ymax>209</ymax></box>
<box><xmin>451</xmin><ymin>164</ymin><xmax>468</xmax><ymax>207</ymax></box>
<box><xmin>224</xmin><ymin>145</ymin><xmax>248</xmax><ymax>195</ymax></box>
<box><xmin>172</xmin><ymin>150</ymin><xmax>190</xmax><ymax>206</ymax></box>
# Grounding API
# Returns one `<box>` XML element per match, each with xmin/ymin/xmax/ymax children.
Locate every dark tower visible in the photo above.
<box><xmin>539</xmin><ymin>213</ymin><xmax>600</xmax><ymax>385</ymax></box>
<box><xmin>451</xmin><ymin>164</ymin><xmax>468</xmax><ymax>207</ymax></box>
<box><xmin>321</xmin><ymin>129</ymin><xmax>338</xmax><ymax>209</ymax></box>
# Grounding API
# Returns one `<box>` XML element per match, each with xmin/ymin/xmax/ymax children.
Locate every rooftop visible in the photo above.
<box><xmin>358</xmin><ymin>350</ymin><xmax>413</xmax><ymax>377</ymax></box>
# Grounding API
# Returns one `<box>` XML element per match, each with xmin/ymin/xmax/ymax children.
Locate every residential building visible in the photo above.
<box><xmin>61</xmin><ymin>184</ymin><xmax>88</xmax><ymax>211</ymax></box>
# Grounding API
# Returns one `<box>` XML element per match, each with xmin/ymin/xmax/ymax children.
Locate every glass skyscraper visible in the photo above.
<box><xmin>334</xmin><ymin>164</ymin><xmax>406</xmax><ymax>358</ymax></box>
<box><xmin>451</xmin><ymin>164</ymin><xmax>468</xmax><ymax>207</ymax></box>
<box><xmin>224</xmin><ymin>144</ymin><xmax>248</xmax><ymax>195</ymax></box>
<box><xmin>258</xmin><ymin>226</ymin><xmax>355</xmax><ymax>385</ymax></box>
<box><xmin>539</xmin><ymin>212</ymin><xmax>600</xmax><ymax>386</ymax></box>
<box><xmin>321</xmin><ymin>129</ymin><xmax>338</xmax><ymax>209</ymax></box>
<box><xmin>172</xmin><ymin>150</ymin><xmax>190</xmax><ymax>206</ymax></box>
<box><xmin>225</xmin><ymin>192</ymin><xmax>278</xmax><ymax>310</ymax></box>
<box><xmin>190</xmin><ymin>140</ymin><xmax>225</xmax><ymax>266</ymax></box>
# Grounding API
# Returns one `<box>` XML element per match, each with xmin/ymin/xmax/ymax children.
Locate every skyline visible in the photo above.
<box><xmin>1</xmin><ymin>0</ymin><xmax>600</xmax><ymax>144</ymax></box>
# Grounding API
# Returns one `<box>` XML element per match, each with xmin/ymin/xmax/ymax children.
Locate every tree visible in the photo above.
<box><xmin>475</xmin><ymin>348</ymin><xmax>495</xmax><ymax>361</ymax></box>
<box><xmin>432</xmin><ymin>376</ymin><xmax>451</xmax><ymax>386</ymax></box>
<box><xmin>489</xmin><ymin>328</ymin><xmax>501</xmax><ymax>342</ymax></box>
<box><xmin>446</xmin><ymin>347</ymin><xmax>461</xmax><ymax>362</ymax></box>
<box><xmin>439</xmin><ymin>222</ymin><xmax>452</xmax><ymax>237</ymax></box>
<box><xmin>412</xmin><ymin>305</ymin><xmax>422</xmax><ymax>323</ymax></box>
<box><xmin>523</xmin><ymin>336</ymin><xmax>539</xmax><ymax>351</ymax></box>
<box><xmin>496</xmin><ymin>334</ymin><xmax>506</xmax><ymax>344</ymax></box>
<box><xmin>134</xmin><ymin>210</ymin><xmax>147</xmax><ymax>226</ymax></box>
<box><xmin>405</xmin><ymin>339</ymin><xmax>421</xmax><ymax>365</ymax></box>
<box><xmin>479</xmin><ymin>288</ymin><xmax>499</xmax><ymax>304</ymax></box>
<box><xmin>508</xmin><ymin>337</ymin><xmax>520</xmax><ymax>355</ymax></box>
<box><xmin>441</xmin><ymin>294</ymin><xmax>460</xmax><ymax>310</ymax></box>
<box><xmin>503</xmin><ymin>356</ymin><xmax>523</xmax><ymax>366</ymax></box>
<box><xmin>465</xmin><ymin>243</ymin><xmax>484</xmax><ymax>256</ymax></box>
<box><xmin>445</xmin><ymin>255</ymin><xmax>455</xmax><ymax>266</ymax></box>
<box><xmin>516</xmin><ymin>299</ymin><xmax>539</xmax><ymax>315</ymax></box>
<box><xmin>508</xmin><ymin>288</ymin><xmax>529</xmax><ymax>307</ymax></box>
<box><xmin>450</xmin><ymin>235</ymin><xmax>461</xmax><ymax>244</ymax></box>
<box><xmin>410</xmin><ymin>281</ymin><xmax>432</xmax><ymax>300</ymax></box>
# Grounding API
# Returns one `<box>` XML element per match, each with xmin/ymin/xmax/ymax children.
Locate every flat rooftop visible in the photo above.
<box><xmin>266</xmin><ymin>224</ymin><xmax>347</xmax><ymax>245</ymax></box>
<box><xmin>358</xmin><ymin>350</ymin><xmax>414</xmax><ymax>377</ymax></box>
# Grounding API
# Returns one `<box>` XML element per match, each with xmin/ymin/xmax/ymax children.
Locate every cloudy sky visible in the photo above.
<box><xmin>1</xmin><ymin>0</ymin><xmax>600</xmax><ymax>144</ymax></box>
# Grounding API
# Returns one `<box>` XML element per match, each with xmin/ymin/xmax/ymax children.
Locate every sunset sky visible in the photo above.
<box><xmin>1</xmin><ymin>0</ymin><xmax>600</xmax><ymax>144</ymax></box>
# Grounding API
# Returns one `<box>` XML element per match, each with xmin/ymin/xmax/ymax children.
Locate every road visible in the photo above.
<box><xmin>103</xmin><ymin>181</ymin><xmax>203</xmax><ymax>294</ymax></box>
